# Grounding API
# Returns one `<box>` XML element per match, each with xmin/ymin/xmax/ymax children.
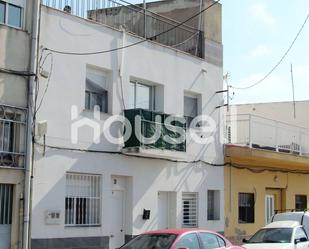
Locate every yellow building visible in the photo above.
<box><xmin>224</xmin><ymin>114</ymin><xmax>309</xmax><ymax>244</ymax></box>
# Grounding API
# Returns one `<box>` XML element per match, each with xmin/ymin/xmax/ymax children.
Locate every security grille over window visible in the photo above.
<box><xmin>239</xmin><ymin>193</ymin><xmax>255</xmax><ymax>224</ymax></box>
<box><xmin>0</xmin><ymin>105</ymin><xmax>27</xmax><ymax>168</ymax></box>
<box><xmin>65</xmin><ymin>173</ymin><xmax>101</xmax><ymax>226</ymax></box>
<box><xmin>295</xmin><ymin>195</ymin><xmax>307</xmax><ymax>211</ymax></box>
<box><xmin>182</xmin><ymin>192</ymin><xmax>198</xmax><ymax>228</ymax></box>
<box><xmin>0</xmin><ymin>184</ymin><xmax>13</xmax><ymax>225</ymax></box>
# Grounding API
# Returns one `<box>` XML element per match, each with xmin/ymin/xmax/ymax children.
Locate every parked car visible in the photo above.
<box><xmin>117</xmin><ymin>228</ymin><xmax>244</xmax><ymax>249</ymax></box>
<box><xmin>272</xmin><ymin>211</ymin><xmax>309</xmax><ymax>235</ymax></box>
<box><xmin>242</xmin><ymin>221</ymin><xmax>309</xmax><ymax>249</ymax></box>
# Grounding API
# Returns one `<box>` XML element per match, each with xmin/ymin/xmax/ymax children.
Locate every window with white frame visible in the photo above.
<box><xmin>0</xmin><ymin>1</ymin><xmax>22</xmax><ymax>28</ymax></box>
<box><xmin>65</xmin><ymin>173</ymin><xmax>101</xmax><ymax>226</ymax></box>
<box><xmin>207</xmin><ymin>190</ymin><xmax>220</xmax><ymax>221</ymax></box>
<box><xmin>85</xmin><ymin>67</ymin><xmax>109</xmax><ymax>113</ymax></box>
<box><xmin>184</xmin><ymin>94</ymin><xmax>199</xmax><ymax>127</ymax></box>
<box><xmin>128</xmin><ymin>81</ymin><xmax>155</xmax><ymax>110</ymax></box>
<box><xmin>182</xmin><ymin>192</ymin><xmax>198</xmax><ymax>228</ymax></box>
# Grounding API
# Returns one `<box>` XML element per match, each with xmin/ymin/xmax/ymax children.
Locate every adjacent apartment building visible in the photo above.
<box><xmin>0</xmin><ymin>0</ymin><xmax>38</xmax><ymax>249</ymax></box>
<box><xmin>30</xmin><ymin>1</ymin><xmax>225</xmax><ymax>249</ymax></box>
<box><xmin>225</xmin><ymin>101</ymin><xmax>309</xmax><ymax>244</ymax></box>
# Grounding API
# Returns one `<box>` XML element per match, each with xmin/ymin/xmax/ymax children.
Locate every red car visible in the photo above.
<box><xmin>118</xmin><ymin>228</ymin><xmax>244</xmax><ymax>249</ymax></box>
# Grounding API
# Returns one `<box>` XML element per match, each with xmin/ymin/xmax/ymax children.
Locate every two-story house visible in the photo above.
<box><xmin>225</xmin><ymin>101</ymin><xmax>309</xmax><ymax>244</ymax></box>
<box><xmin>30</xmin><ymin>1</ymin><xmax>224</xmax><ymax>249</ymax></box>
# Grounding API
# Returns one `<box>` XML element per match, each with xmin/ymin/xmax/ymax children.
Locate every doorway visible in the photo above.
<box><xmin>265</xmin><ymin>189</ymin><xmax>282</xmax><ymax>224</ymax></box>
<box><xmin>157</xmin><ymin>191</ymin><xmax>176</xmax><ymax>229</ymax></box>
<box><xmin>0</xmin><ymin>184</ymin><xmax>13</xmax><ymax>249</ymax></box>
<box><xmin>110</xmin><ymin>190</ymin><xmax>125</xmax><ymax>249</ymax></box>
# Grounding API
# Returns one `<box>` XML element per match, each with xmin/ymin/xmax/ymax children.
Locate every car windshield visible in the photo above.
<box><xmin>247</xmin><ymin>228</ymin><xmax>293</xmax><ymax>244</ymax></box>
<box><xmin>120</xmin><ymin>234</ymin><xmax>177</xmax><ymax>249</ymax></box>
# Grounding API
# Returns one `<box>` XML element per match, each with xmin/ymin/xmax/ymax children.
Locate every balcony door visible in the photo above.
<box><xmin>128</xmin><ymin>81</ymin><xmax>155</xmax><ymax>110</ymax></box>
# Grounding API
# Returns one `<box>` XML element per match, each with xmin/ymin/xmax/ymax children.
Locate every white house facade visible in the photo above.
<box><xmin>31</xmin><ymin>1</ymin><xmax>225</xmax><ymax>249</ymax></box>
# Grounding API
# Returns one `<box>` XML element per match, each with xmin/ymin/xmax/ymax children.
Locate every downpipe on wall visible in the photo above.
<box><xmin>23</xmin><ymin>1</ymin><xmax>41</xmax><ymax>249</ymax></box>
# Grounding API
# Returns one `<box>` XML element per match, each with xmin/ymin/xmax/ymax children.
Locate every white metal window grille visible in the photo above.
<box><xmin>0</xmin><ymin>105</ymin><xmax>26</xmax><ymax>168</ymax></box>
<box><xmin>65</xmin><ymin>173</ymin><xmax>101</xmax><ymax>226</ymax></box>
<box><xmin>0</xmin><ymin>184</ymin><xmax>13</xmax><ymax>225</ymax></box>
<box><xmin>239</xmin><ymin>193</ymin><xmax>255</xmax><ymax>223</ymax></box>
<box><xmin>182</xmin><ymin>192</ymin><xmax>198</xmax><ymax>228</ymax></box>
<box><xmin>265</xmin><ymin>195</ymin><xmax>274</xmax><ymax>224</ymax></box>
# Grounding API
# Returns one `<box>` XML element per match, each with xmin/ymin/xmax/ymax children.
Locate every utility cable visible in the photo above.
<box><xmin>231</xmin><ymin>11</ymin><xmax>309</xmax><ymax>90</ymax></box>
<box><xmin>34</xmin><ymin>141</ymin><xmax>227</xmax><ymax>166</ymax></box>
<box><xmin>0</xmin><ymin>67</ymin><xmax>36</xmax><ymax>77</ymax></box>
<box><xmin>35</xmin><ymin>141</ymin><xmax>309</xmax><ymax>174</ymax></box>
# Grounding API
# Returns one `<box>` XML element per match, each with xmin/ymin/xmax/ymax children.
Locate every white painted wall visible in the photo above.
<box><xmin>32</xmin><ymin>151</ymin><xmax>224</xmax><ymax>238</ymax></box>
<box><xmin>0</xmin><ymin>25</ymin><xmax>30</xmax><ymax>107</ymax></box>
<box><xmin>32</xmin><ymin>6</ymin><xmax>225</xmax><ymax>240</ymax></box>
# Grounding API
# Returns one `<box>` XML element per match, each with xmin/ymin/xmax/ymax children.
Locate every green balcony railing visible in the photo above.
<box><xmin>124</xmin><ymin>109</ymin><xmax>186</xmax><ymax>152</ymax></box>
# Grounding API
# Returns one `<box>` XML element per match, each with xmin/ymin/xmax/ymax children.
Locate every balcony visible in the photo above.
<box><xmin>0</xmin><ymin>105</ymin><xmax>27</xmax><ymax>168</ymax></box>
<box><xmin>123</xmin><ymin>109</ymin><xmax>186</xmax><ymax>159</ymax></box>
<box><xmin>226</xmin><ymin>114</ymin><xmax>309</xmax><ymax>157</ymax></box>
<box><xmin>42</xmin><ymin>0</ymin><xmax>205</xmax><ymax>58</ymax></box>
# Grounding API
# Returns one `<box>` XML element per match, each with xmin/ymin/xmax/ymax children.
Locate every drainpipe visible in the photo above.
<box><xmin>143</xmin><ymin>0</ymin><xmax>147</xmax><ymax>38</ymax></box>
<box><xmin>23</xmin><ymin>0</ymin><xmax>41</xmax><ymax>249</ymax></box>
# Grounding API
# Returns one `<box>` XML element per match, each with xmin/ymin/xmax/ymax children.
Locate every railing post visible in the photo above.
<box><xmin>275</xmin><ymin>121</ymin><xmax>279</xmax><ymax>152</ymax></box>
<box><xmin>299</xmin><ymin>129</ymin><xmax>303</xmax><ymax>156</ymax></box>
<box><xmin>249</xmin><ymin>115</ymin><xmax>252</xmax><ymax>148</ymax></box>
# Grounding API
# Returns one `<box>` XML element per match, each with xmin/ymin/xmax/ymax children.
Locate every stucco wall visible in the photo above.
<box><xmin>36</xmin><ymin>6</ymin><xmax>224</xmax><ymax>163</ymax></box>
<box><xmin>0</xmin><ymin>25</ymin><xmax>30</xmax><ymax>107</ymax></box>
<box><xmin>224</xmin><ymin>166</ymin><xmax>309</xmax><ymax>243</ymax></box>
<box><xmin>32</xmin><ymin>150</ymin><xmax>224</xmax><ymax>238</ymax></box>
<box><xmin>31</xmin><ymin>6</ymin><xmax>225</xmax><ymax>246</ymax></box>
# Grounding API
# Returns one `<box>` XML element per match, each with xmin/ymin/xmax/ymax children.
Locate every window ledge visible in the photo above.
<box><xmin>82</xmin><ymin>109</ymin><xmax>112</xmax><ymax>118</ymax></box>
<box><xmin>65</xmin><ymin>224</ymin><xmax>102</xmax><ymax>228</ymax></box>
<box><xmin>0</xmin><ymin>23</ymin><xmax>23</xmax><ymax>31</ymax></box>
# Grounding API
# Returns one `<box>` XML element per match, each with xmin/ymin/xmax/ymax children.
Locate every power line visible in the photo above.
<box><xmin>231</xmin><ymin>11</ymin><xmax>309</xmax><ymax>90</ymax></box>
<box><xmin>42</xmin><ymin>0</ymin><xmax>220</xmax><ymax>56</ymax></box>
<box><xmin>34</xmin><ymin>141</ymin><xmax>227</xmax><ymax>166</ymax></box>
<box><xmin>35</xmin><ymin>141</ymin><xmax>309</xmax><ymax>174</ymax></box>
<box><xmin>0</xmin><ymin>67</ymin><xmax>36</xmax><ymax>77</ymax></box>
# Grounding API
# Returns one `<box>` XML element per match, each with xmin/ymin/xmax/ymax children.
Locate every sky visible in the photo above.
<box><xmin>222</xmin><ymin>0</ymin><xmax>309</xmax><ymax>104</ymax></box>
<box><xmin>131</xmin><ymin>0</ymin><xmax>309</xmax><ymax>104</ymax></box>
